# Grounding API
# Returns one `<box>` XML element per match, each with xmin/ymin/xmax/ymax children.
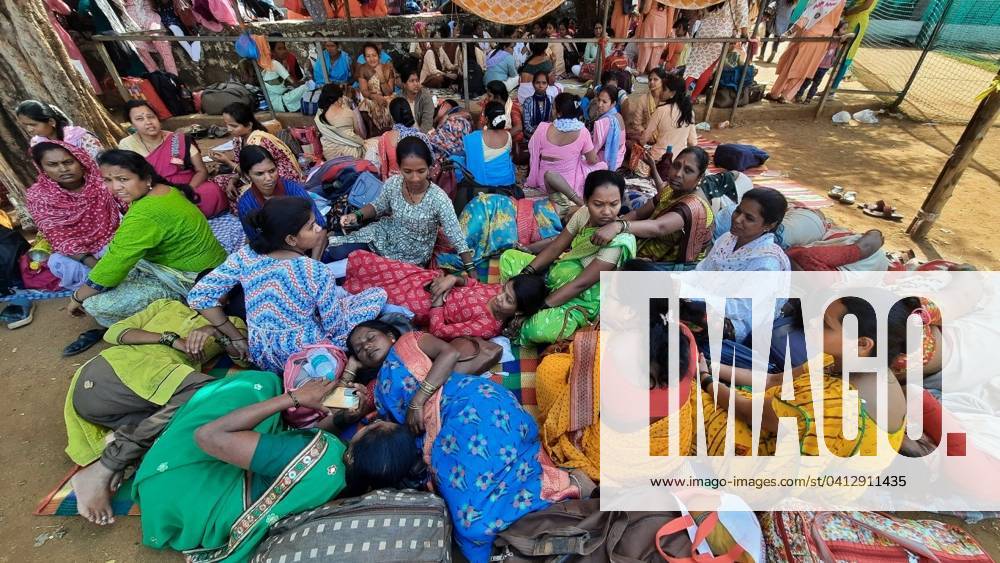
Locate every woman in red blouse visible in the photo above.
<box><xmin>344</xmin><ymin>251</ymin><xmax>548</xmax><ymax>339</ymax></box>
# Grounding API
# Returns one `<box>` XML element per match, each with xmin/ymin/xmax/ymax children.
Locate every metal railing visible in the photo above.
<box><xmin>89</xmin><ymin>29</ymin><xmax>860</xmax><ymax>123</ymax></box>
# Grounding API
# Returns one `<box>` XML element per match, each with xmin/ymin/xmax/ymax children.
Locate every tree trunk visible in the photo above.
<box><xmin>0</xmin><ymin>0</ymin><xmax>123</xmax><ymax>221</ymax></box>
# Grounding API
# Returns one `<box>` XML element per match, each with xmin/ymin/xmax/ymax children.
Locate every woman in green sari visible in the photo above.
<box><xmin>500</xmin><ymin>170</ymin><xmax>636</xmax><ymax>344</ymax></box>
<box><xmin>134</xmin><ymin>371</ymin><xmax>364</xmax><ymax>562</ymax></box>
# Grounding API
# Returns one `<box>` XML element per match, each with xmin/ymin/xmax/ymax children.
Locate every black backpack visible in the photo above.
<box><xmin>145</xmin><ymin>71</ymin><xmax>195</xmax><ymax>116</ymax></box>
<box><xmin>0</xmin><ymin>225</ymin><xmax>28</xmax><ymax>296</ymax></box>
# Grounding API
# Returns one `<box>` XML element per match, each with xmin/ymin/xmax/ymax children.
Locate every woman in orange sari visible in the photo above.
<box><xmin>767</xmin><ymin>0</ymin><xmax>847</xmax><ymax>103</ymax></box>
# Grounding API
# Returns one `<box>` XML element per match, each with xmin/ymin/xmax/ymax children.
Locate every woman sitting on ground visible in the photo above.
<box><xmin>357</xmin><ymin>42</ymin><xmax>397</xmax><ymax>137</ymax></box>
<box><xmin>640</xmin><ymin>72</ymin><xmax>698</xmax><ymax>174</ymax></box>
<box><xmin>436</xmin><ymin>192</ymin><xmax>562</xmax><ymax>270</ymax></box>
<box><xmin>315</xmin><ymin>82</ymin><xmax>366</xmax><ymax>160</ymax></box>
<box><xmin>600</xmin><ymin>146</ymin><xmax>714</xmax><ymax>270</ymax></box>
<box><xmin>344</xmin><ymin>321</ymin><xmax>590</xmax><ymax>563</ymax></box>
<box><xmin>64</xmin><ymin>297</ymin><xmax>247</xmax><ymax>526</ymax></box>
<box><xmin>331</xmin><ymin>137</ymin><xmax>473</xmax><ymax>268</ymax></box>
<box><xmin>483</xmin><ymin>42</ymin><xmax>519</xmax><ymax>92</ymax></box>
<box><xmin>377</xmin><ymin>98</ymin><xmax>435</xmax><ymax>180</ymax></box>
<box><xmin>453</xmin><ymin>101</ymin><xmax>515</xmax><ymax>189</ymax></box>
<box><xmin>476</xmin><ymin>80</ymin><xmax>524</xmax><ymax>143</ymax></box>
<box><xmin>517</xmin><ymin>42</ymin><xmax>558</xmax><ymax>105</ymax></box>
<box><xmin>420</xmin><ymin>35</ymin><xmax>460</xmax><ymax>89</ymax></box>
<box><xmin>430</xmin><ymin>99</ymin><xmax>474</xmax><ymax>162</ymax></box>
<box><xmin>26</xmin><ymin>141</ymin><xmax>122</xmax><ymax>291</ymax></box>
<box><xmin>623</xmin><ymin>68</ymin><xmax>668</xmax><ymax>146</ymax></box>
<box><xmin>500</xmin><ymin>170</ymin><xmax>636</xmax><ymax>344</ymax></box>
<box><xmin>345</xmin><ymin>250</ymin><xmax>548</xmax><ymax>339</ymax></box>
<box><xmin>527</xmin><ymin>93</ymin><xmax>605</xmax><ymax>221</ymax></box>
<box><xmin>189</xmin><ymin>197</ymin><xmax>387</xmax><ymax>374</ymax></box>
<box><xmin>536</xmin><ymin>306</ymin><xmax>702</xmax><ymax>479</ymax></box>
<box><xmin>66</xmin><ymin>150</ymin><xmax>227</xmax><ymax>355</ymax></box>
<box><xmin>235</xmin><ymin>146</ymin><xmax>327</xmax><ymax>258</ymax></box>
<box><xmin>211</xmin><ymin>102</ymin><xmax>303</xmax><ymax>200</ymax></box>
<box><xmin>590</xmin><ymin>85</ymin><xmax>627</xmax><ymax>171</ymax></box>
<box><xmin>259</xmin><ymin>43</ymin><xmax>309</xmax><ymax>113</ymax></box>
<box><xmin>118</xmin><ymin>100</ymin><xmax>228</xmax><ymax>218</ymax></box>
<box><xmin>697</xmin><ymin>187</ymin><xmax>790</xmax><ymax>273</ymax></box>
<box><xmin>16</xmin><ymin>99</ymin><xmax>104</xmax><ymax>159</ymax></box>
<box><xmin>135</xmin><ymin>373</ymin><xmax>361</xmax><ymax>560</ymax></box>
<box><xmin>521</xmin><ymin>71</ymin><xmax>554</xmax><ymax>140</ymax></box>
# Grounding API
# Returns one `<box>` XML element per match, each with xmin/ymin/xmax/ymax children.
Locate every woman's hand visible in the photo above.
<box><xmin>170</xmin><ymin>336</ymin><xmax>196</xmax><ymax>359</ymax></box>
<box><xmin>183</xmin><ymin>326</ymin><xmax>217</xmax><ymax>361</ymax></box>
<box><xmin>67</xmin><ymin>298</ymin><xmax>86</xmax><ymax>317</ymax></box>
<box><xmin>591</xmin><ymin>221</ymin><xmax>622</xmax><ymax>246</ymax></box>
<box><xmin>340</xmin><ymin>213</ymin><xmax>358</xmax><ymax>229</ymax></box>
<box><xmin>334</xmin><ymin>382</ymin><xmax>371</xmax><ymax>425</ymax></box>
<box><xmin>227</xmin><ymin>338</ymin><xmax>250</xmax><ymax>362</ymax></box>
<box><xmin>342</xmin><ymin>356</ymin><xmax>362</xmax><ymax>383</ymax></box>
<box><xmin>211</xmin><ymin>150</ymin><xmax>235</xmax><ymax>167</ymax></box>
<box><xmin>428</xmin><ymin>274</ymin><xmax>459</xmax><ymax>303</ymax></box>
<box><xmin>224</xmin><ymin>176</ymin><xmax>242</xmax><ymax>200</ymax></box>
<box><xmin>405</xmin><ymin>401</ymin><xmax>425</xmax><ymax>434</ymax></box>
<box><xmin>698</xmin><ymin>353</ymin><xmax>709</xmax><ymax>377</ymax></box>
<box><xmin>294</xmin><ymin>379</ymin><xmax>337</xmax><ymax>413</ymax></box>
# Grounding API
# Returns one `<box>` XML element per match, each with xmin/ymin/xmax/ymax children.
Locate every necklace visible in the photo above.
<box><xmin>139</xmin><ymin>131</ymin><xmax>165</xmax><ymax>154</ymax></box>
<box><xmin>402</xmin><ymin>181</ymin><xmax>427</xmax><ymax>204</ymax></box>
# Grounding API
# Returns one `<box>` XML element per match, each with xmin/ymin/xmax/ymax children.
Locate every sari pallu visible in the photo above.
<box><xmin>134</xmin><ymin>371</ymin><xmax>347</xmax><ymax>563</ymax></box>
<box><xmin>436</xmin><ymin>193</ymin><xmax>561</xmax><ymax>270</ymax></box>
<box><xmin>373</xmin><ymin>332</ymin><xmax>577</xmax><ymax>563</ymax></box>
<box><xmin>499</xmin><ymin>229</ymin><xmax>637</xmax><ymax>345</ymax></box>
<box><xmin>636</xmin><ymin>191</ymin><xmax>715</xmax><ymax>264</ymax></box>
<box><xmin>121</xmin><ymin>131</ymin><xmax>228</xmax><ymax>218</ymax></box>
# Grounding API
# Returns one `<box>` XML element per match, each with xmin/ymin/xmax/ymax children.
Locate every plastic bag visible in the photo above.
<box><xmin>832</xmin><ymin>110</ymin><xmax>852</xmax><ymax>124</ymax></box>
<box><xmin>234</xmin><ymin>32</ymin><xmax>259</xmax><ymax>60</ymax></box>
<box><xmin>695</xmin><ymin>121</ymin><xmax>712</xmax><ymax>131</ymax></box>
<box><xmin>852</xmin><ymin>109</ymin><xmax>880</xmax><ymax>124</ymax></box>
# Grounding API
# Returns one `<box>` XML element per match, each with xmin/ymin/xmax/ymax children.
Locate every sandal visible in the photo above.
<box><xmin>63</xmin><ymin>328</ymin><xmax>107</xmax><ymax>357</ymax></box>
<box><xmin>207</xmin><ymin>125</ymin><xmax>229</xmax><ymax>139</ymax></box>
<box><xmin>1</xmin><ymin>297</ymin><xmax>34</xmax><ymax>329</ymax></box>
<box><xmin>828</xmin><ymin>185</ymin><xmax>846</xmax><ymax>200</ymax></box>
<box><xmin>859</xmin><ymin>200</ymin><xmax>904</xmax><ymax>221</ymax></box>
<box><xmin>839</xmin><ymin>191</ymin><xmax>857</xmax><ymax>205</ymax></box>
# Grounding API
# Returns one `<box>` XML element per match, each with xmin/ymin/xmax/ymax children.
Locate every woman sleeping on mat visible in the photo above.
<box><xmin>499</xmin><ymin>170</ymin><xmax>636</xmax><ymax>345</ymax></box>
<box><xmin>344</xmin><ymin>250</ymin><xmax>549</xmax><ymax>340</ymax></box>
<box><xmin>65</xmin><ymin>295</ymin><xmax>246</xmax><ymax>526</ymax></box>
<box><xmin>343</xmin><ymin>321</ymin><xmax>593</xmax><ymax>563</ymax></box>
<box><xmin>134</xmin><ymin>373</ymin><xmax>368</xmax><ymax>561</ymax></box>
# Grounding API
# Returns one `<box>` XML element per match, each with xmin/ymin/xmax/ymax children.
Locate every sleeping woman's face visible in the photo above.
<box><xmin>349</xmin><ymin>326</ymin><xmax>397</xmax><ymax>368</ymax></box>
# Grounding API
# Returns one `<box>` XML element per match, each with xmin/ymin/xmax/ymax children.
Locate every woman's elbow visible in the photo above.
<box><xmin>194</xmin><ymin>424</ymin><xmax>219</xmax><ymax>453</ymax></box>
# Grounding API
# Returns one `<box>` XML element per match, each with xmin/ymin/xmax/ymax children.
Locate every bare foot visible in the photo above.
<box><xmin>856</xmin><ymin>229</ymin><xmax>884</xmax><ymax>260</ymax></box>
<box><xmin>570</xmin><ymin>468</ymin><xmax>597</xmax><ymax>499</ymax></box>
<box><xmin>70</xmin><ymin>462</ymin><xmax>119</xmax><ymax>526</ymax></box>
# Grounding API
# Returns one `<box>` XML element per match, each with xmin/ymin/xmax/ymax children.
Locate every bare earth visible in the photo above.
<box><xmin>1</xmin><ymin>119</ymin><xmax>999</xmax><ymax>561</ymax></box>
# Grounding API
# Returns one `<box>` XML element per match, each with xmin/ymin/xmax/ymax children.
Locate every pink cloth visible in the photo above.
<box><xmin>124</xmin><ymin>0</ymin><xmax>179</xmax><ymax>75</ymax></box>
<box><xmin>526</xmin><ymin>122</ymin><xmax>607</xmax><ymax>198</ymax></box>
<box><xmin>147</xmin><ymin>132</ymin><xmax>228</xmax><ymax>217</ymax></box>
<box><xmin>191</xmin><ymin>0</ymin><xmax>239</xmax><ymax>32</ymax></box>
<box><xmin>46</xmin><ymin>0</ymin><xmax>102</xmax><ymax>93</ymax></box>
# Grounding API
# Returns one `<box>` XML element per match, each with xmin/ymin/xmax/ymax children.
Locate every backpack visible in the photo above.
<box><xmin>251</xmin><ymin>489</ymin><xmax>453</xmax><ymax>563</ymax></box>
<box><xmin>199</xmin><ymin>81</ymin><xmax>255</xmax><ymax>115</ymax></box>
<box><xmin>713</xmin><ymin>144</ymin><xmax>769</xmax><ymax>171</ymax></box>
<box><xmin>760</xmin><ymin>511</ymin><xmax>993</xmax><ymax>563</ymax></box>
<box><xmin>145</xmin><ymin>70</ymin><xmax>195</xmax><ymax>116</ymax></box>
<box><xmin>282</xmin><ymin>343</ymin><xmax>347</xmax><ymax>428</ymax></box>
<box><xmin>0</xmin><ymin>225</ymin><xmax>29</xmax><ymax>296</ymax></box>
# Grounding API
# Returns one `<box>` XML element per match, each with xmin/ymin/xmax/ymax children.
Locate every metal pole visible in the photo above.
<box><xmin>95</xmin><ymin>41</ymin><xmax>129</xmax><ymax>102</ymax></box>
<box><xmin>703</xmin><ymin>42</ymin><xmax>732</xmax><ymax>124</ymax></box>
<box><xmin>315</xmin><ymin>41</ymin><xmax>330</xmax><ymax>83</ymax></box>
<box><xmin>890</xmin><ymin>0</ymin><xmax>956</xmax><ymax>110</ymax></box>
<box><xmin>342</xmin><ymin>0</ymin><xmax>356</xmax><ymax>37</ymax></box>
<box><xmin>462</xmin><ymin>40</ymin><xmax>471</xmax><ymax>110</ymax></box>
<box><xmin>814</xmin><ymin>35</ymin><xmax>852</xmax><ymax>120</ymax></box>
<box><xmin>595</xmin><ymin>0</ymin><xmax>613</xmax><ymax>84</ymax></box>
<box><xmin>728</xmin><ymin>0</ymin><xmax>768</xmax><ymax>123</ymax></box>
<box><xmin>252</xmin><ymin>63</ymin><xmax>280</xmax><ymax>121</ymax></box>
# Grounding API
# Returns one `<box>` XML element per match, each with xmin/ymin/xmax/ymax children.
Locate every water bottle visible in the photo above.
<box><xmin>292</xmin><ymin>360</ymin><xmax>317</xmax><ymax>389</ymax></box>
<box><xmin>306</xmin><ymin>348</ymin><xmax>340</xmax><ymax>381</ymax></box>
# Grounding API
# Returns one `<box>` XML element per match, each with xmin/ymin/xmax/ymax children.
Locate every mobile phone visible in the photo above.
<box><xmin>323</xmin><ymin>386</ymin><xmax>360</xmax><ymax>409</ymax></box>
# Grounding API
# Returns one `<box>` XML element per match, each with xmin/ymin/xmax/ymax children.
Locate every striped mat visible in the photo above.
<box><xmin>2</xmin><ymin>288</ymin><xmax>72</xmax><ymax>303</ymax></box>
<box><xmin>34</xmin><ymin>468</ymin><xmax>139</xmax><ymax>517</ymax></box>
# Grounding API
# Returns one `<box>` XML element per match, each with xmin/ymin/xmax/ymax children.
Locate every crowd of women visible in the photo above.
<box><xmin>10</xmin><ymin>1</ymin><xmax>967</xmax><ymax>560</ymax></box>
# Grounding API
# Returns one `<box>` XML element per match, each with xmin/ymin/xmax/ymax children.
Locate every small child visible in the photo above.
<box><xmin>795</xmin><ymin>21</ymin><xmax>848</xmax><ymax>103</ymax></box>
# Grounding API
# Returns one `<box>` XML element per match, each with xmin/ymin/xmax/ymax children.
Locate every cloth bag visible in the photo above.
<box><xmin>281</xmin><ymin>343</ymin><xmax>347</xmax><ymax>428</ymax></box>
<box><xmin>712</xmin><ymin>144</ymin><xmax>769</xmax><ymax>171</ymax></box>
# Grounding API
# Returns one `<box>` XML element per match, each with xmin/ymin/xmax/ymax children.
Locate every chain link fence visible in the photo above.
<box><xmin>848</xmin><ymin>0</ymin><xmax>1000</xmax><ymax>124</ymax></box>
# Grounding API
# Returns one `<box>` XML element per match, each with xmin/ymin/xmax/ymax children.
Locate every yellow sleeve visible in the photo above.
<box><xmin>104</xmin><ymin>299</ymin><xmax>170</xmax><ymax>344</ymax></box>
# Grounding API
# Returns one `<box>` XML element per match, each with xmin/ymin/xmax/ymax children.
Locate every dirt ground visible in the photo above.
<box><xmin>1</xmin><ymin>119</ymin><xmax>999</xmax><ymax>562</ymax></box>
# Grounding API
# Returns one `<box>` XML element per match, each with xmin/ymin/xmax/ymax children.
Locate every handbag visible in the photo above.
<box><xmin>300</xmin><ymin>87</ymin><xmax>322</xmax><ymax>116</ymax></box>
<box><xmin>234</xmin><ymin>31</ymin><xmax>259</xmax><ymax>60</ymax></box>
<box><xmin>281</xmin><ymin>343</ymin><xmax>347</xmax><ymax>428</ymax></box>
<box><xmin>760</xmin><ymin>511</ymin><xmax>993</xmax><ymax>563</ymax></box>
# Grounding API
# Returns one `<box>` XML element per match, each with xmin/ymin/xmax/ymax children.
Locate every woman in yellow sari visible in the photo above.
<box><xmin>699</xmin><ymin>296</ymin><xmax>918</xmax><ymax>457</ymax></box>
<box><xmin>536</xmin><ymin>316</ymin><xmax>701</xmax><ymax>481</ymax></box>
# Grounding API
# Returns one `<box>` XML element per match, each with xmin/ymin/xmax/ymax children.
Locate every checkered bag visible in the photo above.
<box><xmin>251</xmin><ymin>489</ymin><xmax>452</xmax><ymax>562</ymax></box>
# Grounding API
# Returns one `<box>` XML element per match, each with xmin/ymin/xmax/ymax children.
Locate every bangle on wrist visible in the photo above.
<box><xmin>71</xmin><ymin>292</ymin><xmax>84</xmax><ymax>305</ymax></box>
<box><xmin>287</xmin><ymin>391</ymin><xmax>300</xmax><ymax>408</ymax></box>
<box><xmin>408</xmin><ymin>401</ymin><xmax>423</xmax><ymax>410</ymax></box>
<box><xmin>354</xmin><ymin>209</ymin><xmax>364</xmax><ymax>221</ymax></box>
<box><xmin>212</xmin><ymin>319</ymin><xmax>232</xmax><ymax>329</ymax></box>
<box><xmin>522</xmin><ymin>265</ymin><xmax>537</xmax><ymax>275</ymax></box>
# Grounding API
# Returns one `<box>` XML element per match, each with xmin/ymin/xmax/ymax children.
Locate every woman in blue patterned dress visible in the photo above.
<box><xmin>188</xmin><ymin>198</ymin><xmax>387</xmax><ymax>373</ymax></box>
<box><xmin>342</xmin><ymin>321</ymin><xmax>591</xmax><ymax>563</ymax></box>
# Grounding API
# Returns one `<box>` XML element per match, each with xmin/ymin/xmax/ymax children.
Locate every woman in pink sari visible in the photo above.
<box><xmin>118</xmin><ymin>101</ymin><xmax>227</xmax><ymax>218</ymax></box>
<box><xmin>526</xmin><ymin>93</ymin><xmax>605</xmax><ymax>221</ymax></box>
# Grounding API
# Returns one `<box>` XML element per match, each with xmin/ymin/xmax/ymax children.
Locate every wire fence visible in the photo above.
<box><xmin>850</xmin><ymin>0</ymin><xmax>1000</xmax><ymax>123</ymax></box>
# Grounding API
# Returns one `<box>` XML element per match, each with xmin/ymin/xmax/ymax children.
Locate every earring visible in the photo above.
<box><xmin>147</xmin><ymin>182</ymin><xmax>153</xmax><ymax>191</ymax></box>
